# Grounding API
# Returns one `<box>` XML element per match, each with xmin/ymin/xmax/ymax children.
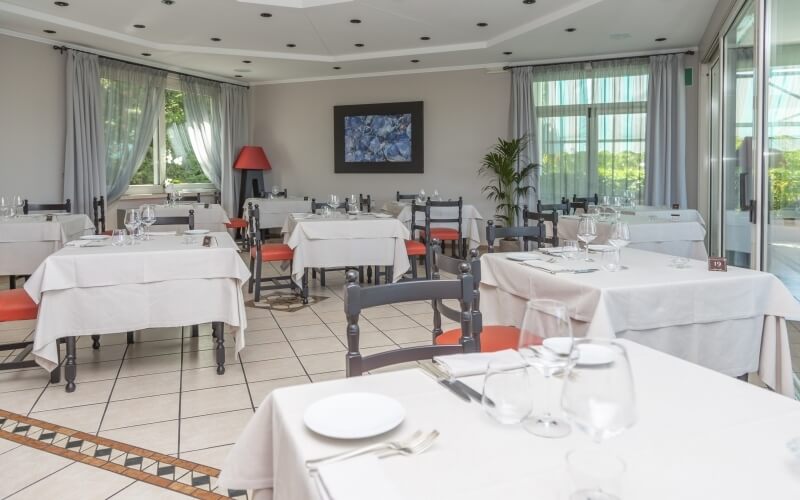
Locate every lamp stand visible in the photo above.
<box><xmin>237</xmin><ymin>170</ymin><xmax>265</xmax><ymax>217</ymax></box>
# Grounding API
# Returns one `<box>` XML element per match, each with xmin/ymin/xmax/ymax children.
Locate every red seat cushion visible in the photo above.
<box><xmin>404</xmin><ymin>240</ymin><xmax>427</xmax><ymax>256</ymax></box>
<box><xmin>226</xmin><ymin>218</ymin><xmax>248</xmax><ymax>229</ymax></box>
<box><xmin>250</xmin><ymin>243</ymin><xmax>294</xmax><ymax>262</ymax></box>
<box><xmin>100</xmin><ymin>230</ymin><xmax>114</xmax><ymax>236</ymax></box>
<box><xmin>435</xmin><ymin>325</ymin><xmax>532</xmax><ymax>353</ymax></box>
<box><xmin>0</xmin><ymin>289</ymin><xmax>38</xmax><ymax>322</ymax></box>
<box><xmin>420</xmin><ymin>228</ymin><xmax>459</xmax><ymax>241</ymax></box>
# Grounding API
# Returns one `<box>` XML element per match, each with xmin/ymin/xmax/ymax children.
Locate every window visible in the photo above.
<box><xmin>535</xmin><ymin>60</ymin><xmax>649</xmax><ymax>204</ymax></box>
<box><xmin>127</xmin><ymin>84</ymin><xmax>213</xmax><ymax>192</ymax></box>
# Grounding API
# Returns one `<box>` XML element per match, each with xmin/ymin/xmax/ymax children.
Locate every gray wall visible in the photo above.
<box><xmin>685</xmin><ymin>52</ymin><xmax>700</xmax><ymax>209</ymax></box>
<box><xmin>251</xmin><ymin>69</ymin><xmax>510</xmax><ymax>222</ymax></box>
<box><xmin>0</xmin><ymin>35</ymin><xmax>65</xmax><ymax>201</ymax></box>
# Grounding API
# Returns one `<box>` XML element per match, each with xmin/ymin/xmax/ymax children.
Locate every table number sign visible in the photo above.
<box><xmin>671</xmin><ymin>203</ymin><xmax>680</xmax><ymax>209</ymax></box>
<box><xmin>45</xmin><ymin>214</ymin><xmax>54</xmax><ymax>221</ymax></box>
<box><xmin>202</xmin><ymin>235</ymin><xmax>218</xmax><ymax>248</ymax></box>
<box><xmin>708</xmin><ymin>257</ymin><xmax>727</xmax><ymax>272</ymax></box>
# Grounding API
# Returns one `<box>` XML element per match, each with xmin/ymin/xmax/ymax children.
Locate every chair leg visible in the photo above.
<box><xmin>91</xmin><ymin>335</ymin><xmax>100</xmax><ymax>349</ymax></box>
<box><xmin>254</xmin><ymin>258</ymin><xmax>263</xmax><ymax>302</ymax></box>
<box><xmin>191</xmin><ymin>325</ymin><xmax>199</xmax><ymax>337</ymax></box>
<box><xmin>312</xmin><ymin>269</ymin><xmax>317</xmax><ymax>279</ymax></box>
<box><xmin>387</xmin><ymin>266</ymin><xmax>394</xmax><ymax>283</ymax></box>
<box><xmin>214</xmin><ymin>322</ymin><xmax>225</xmax><ymax>375</ymax></box>
<box><xmin>358</xmin><ymin>266</ymin><xmax>365</xmax><ymax>284</ymax></box>
<box><xmin>367</xmin><ymin>266</ymin><xmax>373</xmax><ymax>284</ymax></box>
<box><xmin>9</xmin><ymin>276</ymin><xmax>16</xmax><ymax>289</ymax></box>
<box><xmin>320</xmin><ymin>269</ymin><xmax>326</xmax><ymax>287</ymax></box>
<box><xmin>410</xmin><ymin>257</ymin><xmax>418</xmax><ymax>279</ymax></box>
<box><xmin>127</xmin><ymin>331</ymin><xmax>134</xmax><ymax>344</ymax></box>
<box><xmin>302</xmin><ymin>270</ymin><xmax>309</xmax><ymax>304</ymax></box>
<box><xmin>64</xmin><ymin>336</ymin><xmax>77</xmax><ymax>393</ymax></box>
<box><xmin>248</xmin><ymin>257</ymin><xmax>255</xmax><ymax>293</ymax></box>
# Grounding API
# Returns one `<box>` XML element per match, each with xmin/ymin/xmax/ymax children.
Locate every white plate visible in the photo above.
<box><xmin>184</xmin><ymin>229</ymin><xmax>210</xmax><ymax>235</ymax></box>
<box><xmin>80</xmin><ymin>235</ymin><xmax>110</xmax><ymax>241</ymax></box>
<box><xmin>304</xmin><ymin>392</ymin><xmax>405</xmax><ymax>440</ymax></box>
<box><xmin>371</xmin><ymin>213</ymin><xmax>393</xmax><ymax>218</ymax></box>
<box><xmin>588</xmin><ymin>244</ymin><xmax>615</xmax><ymax>252</ymax></box>
<box><xmin>504</xmin><ymin>252</ymin><xmax>545</xmax><ymax>262</ymax></box>
<box><xmin>542</xmin><ymin>338</ymin><xmax>615</xmax><ymax>366</ymax></box>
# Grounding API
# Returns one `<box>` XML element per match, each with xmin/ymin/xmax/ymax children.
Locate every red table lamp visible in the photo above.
<box><xmin>234</xmin><ymin>146</ymin><xmax>271</xmax><ymax>217</ymax></box>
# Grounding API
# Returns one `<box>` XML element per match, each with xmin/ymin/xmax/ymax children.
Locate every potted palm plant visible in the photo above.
<box><xmin>479</xmin><ymin>136</ymin><xmax>538</xmax><ymax>252</ymax></box>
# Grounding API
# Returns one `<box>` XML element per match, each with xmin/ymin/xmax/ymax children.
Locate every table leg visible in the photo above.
<box><xmin>127</xmin><ymin>331</ymin><xmax>134</xmax><ymax>344</ymax></box>
<box><xmin>91</xmin><ymin>335</ymin><xmax>100</xmax><ymax>349</ymax></box>
<box><xmin>65</xmin><ymin>336</ymin><xmax>77</xmax><ymax>392</ymax></box>
<box><xmin>302</xmin><ymin>270</ymin><xmax>309</xmax><ymax>304</ymax></box>
<box><xmin>214</xmin><ymin>322</ymin><xmax>225</xmax><ymax>375</ymax></box>
<box><xmin>191</xmin><ymin>325</ymin><xmax>199</xmax><ymax>337</ymax></box>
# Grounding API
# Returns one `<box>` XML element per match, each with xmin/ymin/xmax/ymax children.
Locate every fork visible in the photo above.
<box><xmin>306</xmin><ymin>430</ymin><xmax>439</xmax><ymax>470</ymax></box>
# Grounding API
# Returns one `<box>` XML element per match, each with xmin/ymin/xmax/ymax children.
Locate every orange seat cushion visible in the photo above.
<box><xmin>250</xmin><ymin>243</ymin><xmax>294</xmax><ymax>262</ymax></box>
<box><xmin>404</xmin><ymin>240</ymin><xmax>427</xmax><ymax>256</ymax></box>
<box><xmin>420</xmin><ymin>228</ymin><xmax>460</xmax><ymax>241</ymax></box>
<box><xmin>435</xmin><ymin>325</ymin><xmax>530</xmax><ymax>353</ymax></box>
<box><xmin>100</xmin><ymin>230</ymin><xmax>114</xmax><ymax>236</ymax></box>
<box><xmin>226</xmin><ymin>218</ymin><xmax>248</xmax><ymax>229</ymax></box>
<box><xmin>0</xmin><ymin>289</ymin><xmax>38</xmax><ymax>322</ymax></box>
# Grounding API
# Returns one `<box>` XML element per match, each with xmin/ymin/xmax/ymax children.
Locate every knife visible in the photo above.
<box><xmin>451</xmin><ymin>379</ymin><xmax>494</xmax><ymax>407</ymax></box>
<box><xmin>420</xmin><ymin>363</ymin><xmax>472</xmax><ymax>403</ymax></box>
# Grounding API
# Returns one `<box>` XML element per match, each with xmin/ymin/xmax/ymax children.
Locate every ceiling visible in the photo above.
<box><xmin>0</xmin><ymin>0</ymin><xmax>718</xmax><ymax>84</ymax></box>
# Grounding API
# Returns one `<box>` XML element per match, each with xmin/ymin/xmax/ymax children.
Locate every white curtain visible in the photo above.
<box><xmin>181</xmin><ymin>75</ymin><xmax>223</xmax><ymax>188</ymax></box>
<box><xmin>63</xmin><ymin>50</ymin><xmax>106</xmax><ymax>215</ymax></box>
<box><xmin>645</xmin><ymin>54</ymin><xmax>687</xmax><ymax>207</ymax></box>
<box><xmin>101</xmin><ymin>60</ymin><xmax>167</xmax><ymax>202</ymax></box>
<box><xmin>220</xmin><ymin>84</ymin><xmax>250</xmax><ymax>217</ymax></box>
<box><xmin>510</xmin><ymin>67</ymin><xmax>539</xmax><ymax>209</ymax></box>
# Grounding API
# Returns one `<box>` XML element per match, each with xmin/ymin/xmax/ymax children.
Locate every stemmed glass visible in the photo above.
<box><xmin>328</xmin><ymin>194</ymin><xmax>340</xmax><ymax>217</ymax></box>
<box><xmin>518</xmin><ymin>299</ymin><xmax>575</xmax><ymax>438</ymax></box>
<box><xmin>608</xmin><ymin>221</ymin><xmax>630</xmax><ymax>270</ymax></box>
<box><xmin>139</xmin><ymin>204</ymin><xmax>157</xmax><ymax>240</ymax></box>
<box><xmin>123</xmin><ymin>209</ymin><xmax>141</xmax><ymax>245</ymax></box>
<box><xmin>561</xmin><ymin>340</ymin><xmax>637</xmax><ymax>500</ymax></box>
<box><xmin>271</xmin><ymin>185</ymin><xmax>280</xmax><ymax>198</ymax></box>
<box><xmin>432</xmin><ymin>189</ymin><xmax>441</xmax><ymax>201</ymax></box>
<box><xmin>347</xmin><ymin>194</ymin><xmax>359</xmax><ymax>214</ymax></box>
<box><xmin>0</xmin><ymin>196</ymin><xmax>10</xmax><ymax>219</ymax></box>
<box><xmin>417</xmin><ymin>189</ymin><xmax>426</xmax><ymax>204</ymax></box>
<box><xmin>577</xmin><ymin>215</ymin><xmax>597</xmax><ymax>261</ymax></box>
<box><xmin>13</xmin><ymin>195</ymin><xmax>24</xmax><ymax>217</ymax></box>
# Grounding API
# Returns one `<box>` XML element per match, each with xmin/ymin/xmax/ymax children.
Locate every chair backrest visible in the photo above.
<box><xmin>432</xmin><ymin>244</ymin><xmax>484</xmax><ymax>350</ymax></box>
<box><xmin>573</xmin><ymin>193</ymin><xmax>598</xmax><ymax>206</ymax></box>
<box><xmin>568</xmin><ymin>199</ymin><xmax>589</xmax><ymax>215</ymax></box>
<box><xmin>214</xmin><ymin>191</ymin><xmax>221</xmax><ymax>204</ymax></box>
<box><xmin>426</xmin><ymin>197</ymin><xmax>463</xmax><ymax>246</ymax></box>
<box><xmin>92</xmin><ymin>196</ymin><xmax>106</xmax><ymax>234</ymax></box>
<box><xmin>275</xmin><ymin>188</ymin><xmax>288</xmax><ymax>198</ymax></box>
<box><xmin>311</xmin><ymin>198</ymin><xmax>347</xmax><ymax>213</ymax></box>
<box><xmin>359</xmin><ymin>193</ymin><xmax>372</xmax><ymax>212</ymax></box>
<box><xmin>23</xmin><ymin>199</ymin><xmax>71</xmax><ymax>215</ymax></box>
<box><xmin>180</xmin><ymin>193</ymin><xmax>201</xmax><ymax>203</ymax></box>
<box><xmin>252</xmin><ymin>178</ymin><xmax>262</xmax><ymax>199</ymax></box>
<box><xmin>485</xmin><ymin>220</ymin><xmax>542</xmax><ymax>252</ymax></box>
<box><xmin>152</xmin><ymin>209</ymin><xmax>195</xmax><ymax>230</ymax></box>
<box><xmin>344</xmin><ymin>262</ymin><xmax>476</xmax><ymax>376</ymax></box>
<box><xmin>247</xmin><ymin>202</ymin><xmax>262</xmax><ymax>247</ymax></box>
<box><xmin>409</xmin><ymin>200</ymin><xmax>430</xmax><ymax>241</ymax></box>
<box><xmin>536</xmin><ymin>198</ymin><xmax>570</xmax><ymax>216</ymax></box>
<box><xmin>396</xmin><ymin>191</ymin><xmax>418</xmax><ymax>202</ymax></box>
<box><xmin>522</xmin><ymin>206</ymin><xmax>559</xmax><ymax>247</ymax></box>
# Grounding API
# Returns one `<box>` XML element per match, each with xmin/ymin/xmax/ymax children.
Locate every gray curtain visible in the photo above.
<box><xmin>180</xmin><ymin>75</ymin><xmax>223</xmax><ymax>189</ymax></box>
<box><xmin>101</xmin><ymin>60</ymin><xmax>167</xmax><ymax>202</ymax></box>
<box><xmin>645</xmin><ymin>54</ymin><xmax>687</xmax><ymax>207</ymax></box>
<box><xmin>510</xmin><ymin>67</ymin><xmax>539</xmax><ymax>211</ymax></box>
<box><xmin>63</xmin><ymin>50</ymin><xmax>106</xmax><ymax>216</ymax></box>
<box><xmin>219</xmin><ymin>84</ymin><xmax>250</xmax><ymax>217</ymax></box>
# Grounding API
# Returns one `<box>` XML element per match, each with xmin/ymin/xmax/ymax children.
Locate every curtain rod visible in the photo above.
<box><xmin>502</xmin><ymin>49</ymin><xmax>696</xmax><ymax>71</ymax></box>
<box><xmin>52</xmin><ymin>45</ymin><xmax>249</xmax><ymax>89</ymax></box>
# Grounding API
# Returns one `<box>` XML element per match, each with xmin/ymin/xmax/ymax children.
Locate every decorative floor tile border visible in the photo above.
<box><xmin>0</xmin><ymin>409</ymin><xmax>248</xmax><ymax>499</ymax></box>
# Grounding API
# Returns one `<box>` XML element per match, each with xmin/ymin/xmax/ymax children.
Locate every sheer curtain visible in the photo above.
<box><xmin>180</xmin><ymin>75</ymin><xmax>223</xmax><ymax>188</ymax></box>
<box><xmin>101</xmin><ymin>60</ymin><xmax>167</xmax><ymax>202</ymax></box>
<box><xmin>64</xmin><ymin>50</ymin><xmax>106</xmax><ymax>215</ymax></box>
<box><xmin>510</xmin><ymin>67</ymin><xmax>539</xmax><ymax>209</ymax></box>
<box><xmin>220</xmin><ymin>84</ymin><xmax>250</xmax><ymax>217</ymax></box>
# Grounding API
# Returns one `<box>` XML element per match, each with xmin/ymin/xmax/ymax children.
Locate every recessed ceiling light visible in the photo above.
<box><xmin>286</xmin><ymin>43</ymin><xmax>296</xmax><ymax>48</ymax></box>
<box><xmin>354</xmin><ymin>43</ymin><xmax>364</xmax><ymax>47</ymax></box>
<box><xmin>333</xmin><ymin>66</ymin><xmax>341</xmax><ymax>70</ymax></box>
<box><xmin>210</xmin><ymin>37</ymin><xmax>221</xmax><ymax>42</ymax></box>
<box><xmin>133</xmin><ymin>24</ymin><xmax>146</xmax><ymax>29</ymax></box>
<box><xmin>655</xmin><ymin>37</ymin><xmax>667</xmax><ymax>42</ymax></box>
<box><xmin>410</xmin><ymin>59</ymin><xmax>419</xmax><ymax>63</ymax></box>
<box><xmin>161</xmin><ymin>0</ymin><xmax>175</xmax><ymax>5</ymax></box>
<box><xmin>43</xmin><ymin>29</ymin><xmax>56</xmax><ymax>34</ymax></box>
<box><xmin>565</xmin><ymin>27</ymin><xmax>576</xmax><ymax>32</ymax></box>
<box><xmin>503</xmin><ymin>51</ymin><xmax>512</xmax><ymax>55</ymax></box>
<box><xmin>350</xmin><ymin>19</ymin><xmax>361</xmax><ymax>24</ymax></box>
<box><xmin>260</xmin><ymin>12</ymin><xmax>272</xmax><ymax>17</ymax></box>
<box><xmin>235</xmin><ymin>75</ymin><xmax>243</xmax><ymax>78</ymax></box>
<box><xmin>420</xmin><ymin>36</ymin><xmax>430</xmax><ymax>41</ymax></box>
<box><xmin>242</xmin><ymin>60</ymin><xmax>251</xmax><ymax>63</ymax></box>
<box><xmin>477</xmin><ymin>22</ymin><xmax>488</xmax><ymax>27</ymax></box>
<box><xmin>141</xmin><ymin>53</ymin><xmax>151</xmax><ymax>56</ymax></box>
<box><xmin>523</xmin><ymin>0</ymin><xmax>536</xmax><ymax>4</ymax></box>
<box><xmin>54</xmin><ymin>1</ymin><xmax>69</xmax><ymax>6</ymax></box>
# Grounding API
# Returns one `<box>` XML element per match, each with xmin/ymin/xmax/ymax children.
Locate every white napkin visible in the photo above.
<box><xmin>148</xmin><ymin>231</ymin><xmax>177</xmax><ymax>236</ymax></box>
<box><xmin>504</xmin><ymin>252</ymin><xmax>546</xmax><ymax>262</ymax></box>
<box><xmin>314</xmin><ymin>456</ymin><xmax>403</xmax><ymax>500</ymax></box>
<box><xmin>433</xmin><ymin>349</ymin><xmax>522</xmax><ymax>377</ymax></box>
<box><xmin>65</xmin><ymin>240</ymin><xmax>93</xmax><ymax>247</ymax></box>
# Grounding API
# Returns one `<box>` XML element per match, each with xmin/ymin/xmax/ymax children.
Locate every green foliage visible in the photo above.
<box><xmin>479</xmin><ymin>137</ymin><xmax>537</xmax><ymax>226</ymax></box>
<box><xmin>539</xmin><ymin>150</ymin><xmax>644</xmax><ymax>203</ymax></box>
<box><xmin>769</xmin><ymin>149</ymin><xmax>800</xmax><ymax>211</ymax></box>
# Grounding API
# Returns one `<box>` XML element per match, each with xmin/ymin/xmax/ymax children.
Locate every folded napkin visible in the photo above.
<box><xmin>148</xmin><ymin>231</ymin><xmax>177</xmax><ymax>236</ymax></box>
<box><xmin>504</xmin><ymin>252</ymin><xmax>546</xmax><ymax>262</ymax></box>
<box><xmin>314</xmin><ymin>456</ymin><xmax>403</xmax><ymax>500</ymax></box>
<box><xmin>433</xmin><ymin>349</ymin><xmax>522</xmax><ymax>377</ymax></box>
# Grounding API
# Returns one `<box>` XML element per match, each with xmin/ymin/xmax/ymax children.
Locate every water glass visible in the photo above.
<box><xmin>601</xmin><ymin>247</ymin><xmax>621</xmax><ymax>272</ymax></box>
<box><xmin>140</xmin><ymin>204</ymin><xmax>157</xmax><ymax>239</ymax></box>
<box><xmin>111</xmin><ymin>229</ymin><xmax>127</xmax><ymax>246</ymax></box>
<box><xmin>612</xmin><ymin>196</ymin><xmax>622</xmax><ymax>208</ymax></box>
<box><xmin>123</xmin><ymin>209</ymin><xmax>141</xmax><ymax>244</ymax></box>
<box><xmin>600</xmin><ymin>195</ymin><xmax>610</xmax><ymax>207</ymax></box>
<box><xmin>0</xmin><ymin>196</ymin><xmax>10</xmax><ymax>219</ymax></box>
<box><xmin>566</xmin><ymin>449</ymin><xmax>626</xmax><ymax>500</ymax></box>
<box><xmin>562</xmin><ymin>240</ymin><xmax>580</xmax><ymax>260</ymax></box>
<box><xmin>433</xmin><ymin>189</ymin><xmax>441</xmax><ymax>201</ymax></box>
<box><xmin>13</xmin><ymin>195</ymin><xmax>24</xmax><ymax>217</ymax></box>
<box><xmin>482</xmin><ymin>353</ymin><xmax>532</xmax><ymax>425</ymax></box>
<box><xmin>272</xmin><ymin>185</ymin><xmax>280</xmax><ymax>197</ymax></box>
<box><xmin>417</xmin><ymin>189</ymin><xmax>426</xmax><ymax>204</ymax></box>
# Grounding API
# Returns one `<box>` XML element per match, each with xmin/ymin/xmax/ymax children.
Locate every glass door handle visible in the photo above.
<box><xmin>748</xmin><ymin>199</ymin><xmax>757</xmax><ymax>224</ymax></box>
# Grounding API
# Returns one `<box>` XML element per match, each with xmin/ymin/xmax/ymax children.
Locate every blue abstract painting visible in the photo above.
<box><xmin>343</xmin><ymin>113</ymin><xmax>412</xmax><ymax>162</ymax></box>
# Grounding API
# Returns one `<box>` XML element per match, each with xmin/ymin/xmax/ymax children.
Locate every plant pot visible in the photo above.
<box><xmin>498</xmin><ymin>238</ymin><xmax>522</xmax><ymax>253</ymax></box>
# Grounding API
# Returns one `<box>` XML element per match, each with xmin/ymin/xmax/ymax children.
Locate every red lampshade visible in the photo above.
<box><xmin>234</xmin><ymin>146</ymin><xmax>271</xmax><ymax>171</ymax></box>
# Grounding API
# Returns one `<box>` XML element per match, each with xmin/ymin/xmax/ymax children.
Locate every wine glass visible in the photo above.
<box><xmin>13</xmin><ymin>195</ymin><xmax>24</xmax><ymax>217</ymax></box>
<box><xmin>433</xmin><ymin>189</ymin><xmax>441</xmax><ymax>201</ymax></box>
<box><xmin>272</xmin><ymin>185</ymin><xmax>280</xmax><ymax>197</ymax></box>
<box><xmin>561</xmin><ymin>339</ymin><xmax>637</xmax><ymax>500</ymax></box>
<box><xmin>417</xmin><ymin>189</ymin><xmax>426</xmax><ymax>204</ymax></box>
<box><xmin>518</xmin><ymin>299</ymin><xmax>575</xmax><ymax>438</ymax></box>
<box><xmin>608</xmin><ymin>221</ymin><xmax>630</xmax><ymax>270</ymax></box>
<box><xmin>562</xmin><ymin>240</ymin><xmax>580</xmax><ymax>261</ymax></box>
<box><xmin>0</xmin><ymin>196</ymin><xmax>10</xmax><ymax>219</ymax></box>
<box><xmin>123</xmin><ymin>209</ymin><xmax>141</xmax><ymax>245</ymax></box>
<box><xmin>328</xmin><ymin>194</ymin><xmax>340</xmax><ymax>215</ymax></box>
<box><xmin>140</xmin><ymin>204</ymin><xmax>157</xmax><ymax>240</ymax></box>
<box><xmin>600</xmin><ymin>195</ymin><xmax>610</xmax><ymax>207</ymax></box>
<box><xmin>482</xmin><ymin>352</ymin><xmax>533</xmax><ymax>425</ymax></box>
<box><xmin>577</xmin><ymin>215</ymin><xmax>597</xmax><ymax>261</ymax></box>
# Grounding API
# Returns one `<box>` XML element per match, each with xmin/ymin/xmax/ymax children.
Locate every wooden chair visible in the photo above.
<box><xmin>570</xmin><ymin>193</ymin><xmax>598</xmax><ymax>214</ymax></box>
<box><xmin>22</xmin><ymin>199</ymin><xmax>71</xmax><ymax>214</ymax></box>
<box><xmin>396</xmin><ymin>191</ymin><xmax>418</xmax><ymax>202</ymax></box>
<box><xmin>485</xmin><ymin>220</ymin><xmax>543</xmax><ymax>253</ymax></box>
<box><xmin>151</xmin><ymin>209</ymin><xmax>195</xmax><ymax>230</ymax></box>
<box><xmin>92</xmin><ymin>196</ymin><xmax>113</xmax><ymax>235</ymax></box>
<box><xmin>310</xmin><ymin>198</ymin><xmax>348</xmax><ymax>213</ymax></box>
<box><xmin>522</xmin><ymin>206</ymin><xmax>560</xmax><ymax>248</ymax></box>
<box><xmin>344</xmin><ymin>259</ymin><xmax>477</xmax><ymax>377</ymax></box>
<box><xmin>419</xmin><ymin>197</ymin><xmax>464</xmax><ymax>258</ymax></box>
<box><xmin>536</xmin><ymin>197</ymin><xmax>570</xmax><ymax>215</ymax></box>
<box><xmin>406</xmin><ymin>200</ymin><xmax>433</xmax><ymax>280</ymax></box>
<box><xmin>248</xmin><ymin>204</ymin><xmax>297</xmax><ymax>302</ymax></box>
<box><xmin>0</xmin><ymin>289</ymin><xmax>60</xmax><ymax>383</ymax></box>
<box><xmin>359</xmin><ymin>193</ymin><xmax>372</xmax><ymax>213</ymax></box>
<box><xmin>273</xmin><ymin>188</ymin><xmax>288</xmax><ymax>198</ymax></box>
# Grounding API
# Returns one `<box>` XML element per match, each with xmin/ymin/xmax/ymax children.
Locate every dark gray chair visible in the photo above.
<box><xmin>522</xmin><ymin>206</ymin><xmax>559</xmax><ymax>248</ymax></box>
<box><xmin>22</xmin><ymin>199</ymin><xmax>71</xmax><ymax>214</ymax></box>
<box><xmin>248</xmin><ymin>203</ymin><xmax>298</xmax><ymax>302</ymax></box>
<box><xmin>152</xmin><ymin>209</ymin><xmax>195</xmax><ymax>230</ymax></box>
<box><xmin>92</xmin><ymin>196</ymin><xmax>108</xmax><ymax>234</ymax></box>
<box><xmin>310</xmin><ymin>198</ymin><xmax>347</xmax><ymax>214</ymax></box>
<box><xmin>536</xmin><ymin>198</ymin><xmax>570</xmax><ymax>216</ymax></box>
<box><xmin>344</xmin><ymin>259</ymin><xmax>477</xmax><ymax>377</ymax></box>
<box><xmin>406</xmin><ymin>200</ymin><xmax>433</xmax><ymax>280</ymax></box>
<box><xmin>359</xmin><ymin>193</ymin><xmax>372</xmax><ymax>212</ymax></box>
<box><xmin>420</xmin><ymin>197</ymin><xmax>464</xmax><ymax>258</ymax></box>
<box><xmin>570</xmin><ymin>193</ymin><xmax>599</xmax><ymax>214</ymax></box>
<box><xmin>485</xmin><ymin>220</ymin><xmax>543</xmax><ymax>253</ymax></box>
<box><xmin>178</xmin><ymin>193</ymin><xmax>201</xmax><ymax>203</ymax></box>
<box><xmin>396</xmin><ymin>191</ymin><xmax>418</xmax><ymax>202</ymax></box>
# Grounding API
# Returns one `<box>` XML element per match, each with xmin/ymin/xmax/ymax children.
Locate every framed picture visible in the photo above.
<box><xmin>334</xmin><ymin>101</ymin><xmax>424</xmax><ymax>174</ymax></box>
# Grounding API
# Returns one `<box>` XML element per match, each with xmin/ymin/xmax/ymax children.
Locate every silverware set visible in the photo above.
<box><xmin>306</xmin><ymin>430</ymin><xmax>440</xmax><ymax>471</ymax></box>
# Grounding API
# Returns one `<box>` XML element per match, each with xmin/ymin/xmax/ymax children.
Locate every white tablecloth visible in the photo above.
<box><xmin>382</xmin><ymin>201</ymin><xmax>484</xmax><ymax>250</ymax></box>
<box><xmin>24</xmin><ymin>232</ymin><xmax>251</xmax><ymax>371</ymax></box>
<box><xmin>245</xmin><ymin>197</ymin><xmax>311</xmax><ymax>229</ymax></box>
<box><xmin>281</xmin><ymin>214</ymin><xmax>411</xmax><ymax>285</ymax></box>
<box><xmin>557</xmin><ymin>214</ymin><xmax>708</xmax><ymax>260</ymax></box>
<box><xmin>118</xmin><ymin>204</ymin><xmax>230</xmax><ymax>232</ymax></box>
<box><xmin>219</xmin><ymin>340</ymin><xmax>800</xmax><ymax>499</ymax></box>
<box><xmin>0</xmin><ymin>214</ymin><xmax>95</xmax><ymax>275</ymax></box>
<box><xmin>479</xmin><ymin>249</ymin><xmax>800</xmax><ymax>397</ymax></box>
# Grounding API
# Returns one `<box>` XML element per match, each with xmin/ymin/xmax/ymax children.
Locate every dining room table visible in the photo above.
<box><xmin>0</xmin><ymin>213</ymin><xmax>95</xmax><ymax>278</ymax></box>
<box><xmin>478</xmin><ymin>248</ymin><xmax>800</xmax><ymax>397</ymax></box>
<box><xmin>281</xmin><ymin>212</ymin><xmax>411</xmax><ymax>301</ymax></box>
<box><xmin>116</xmin><ymin>203</ymin><xmax>230</xmax><ymax>232</ymax></box>
<box><xmin>24</xmin><ymin>231</ymin><xmax>251</xmax><ymax>391</ymax></box>
<box><xmin>382</xmin><ymin>200</ymin><xmax>484</xmax><ymax>251</ymax></box>
<box><xmin>245</xmin><ymin>196</ymin><xmax>311</xmax><ymax>229</ymax></box>
<box><xmin>556</xmin><ymin>212</ymin><xmax>708</xmax><ymax>260</ymax></box>
<box><xmin>218</xmin><ymin>339</ymin><xmax>800</xmax><ymax>499</ymax></box>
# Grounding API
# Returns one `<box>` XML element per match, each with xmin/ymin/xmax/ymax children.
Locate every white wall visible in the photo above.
<box><xmin>0</xmin><ymin>35</ymin><xmax>65</xmax><ymax>201</ymax></box>
<box><xmin>251</xmin><ymin>69</ymin><xmax>510</xmax><ymax>222</ymax></box>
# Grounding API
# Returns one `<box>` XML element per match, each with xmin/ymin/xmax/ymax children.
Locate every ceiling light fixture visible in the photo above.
<box><xmin>133</xmin><ymin>24</ymin><xmax>146</xmax><ymax>29</ymax></box>
<box><xmin>141</xmin><ymin>53</ymin><xmax>151</xmax><ymax>56</ymax></box>
<box><xmin>235</xmin><ymin>75</ymin><xmax>243</xmax><ymax>78</ymax></box>
<box><xmin>411</xmin><ymin>59</ymin><xmax>419</xmax><ymax>63</ymax></box>
<box><xmin>503</xmin><ymin>51</ymin><xmax>512</xmax><ymax>55</ymax></box>
<box><xmin>350</xmin><ymin>19</ymin><xmax>361</xmax><ymax>24</ymax></box>
<box><xmin>161</xmin><ymin>0</ymin><xmax>175</xmax><ymax>4</ymax></box>
<box><xmin>420</xmin><ymin>36</ymin><xmax>430</xmax><ymax>41</ymax></box>
<box><xmin>523</xmin><ymin>0</ymin><xmax>536</xmax><ymax>4</ymax></box>
<box><xmin>333</xmin><ymin>66</ymin><xmax>341</xmax><ymax>70</ymax></box>
<box><xmin>565</xmin><ymin>27</ymin><xmax>576</xmax><ymax>32</ymax></box>
<box><xmin>354</xmin><ymin>43</ymin><xmax>364</xmax><ymax>47</ymax></box>
<box><xmin>43</xmin><ymin>29</ymin><xmax>56</xmax><ymax>34</ymax></box>
<box><xmin>54</xmin><ymin>1</ymin><xmax>69</xmax><ymax>6</ymax></box>
<box><xmin>286</xmin><ymin>43</ymin><xmax>296</xmax><ymax>47</ymax></box>
<box><xmin>655</xmin><ymin>37</ymin><xmax>667</xmax><ymax>42</ymax></box>
<box><xmin>260</xmin><ymin>12</ymin><xmax>272</xmax><ymax>17</ymax></box>
<box><xmin>242</xmin><ymin>60</ymin><xmax>252</xmax><ymax>63</ymax></box>
<box><xmin>477</xmin><ymin>22</ymin><xmax>488</xmax><ymax>27</ymax></box>
<box><xmin>210</xmin><ymin>37</ymin><xmax>221</xmax><ymax>41</ymax></box>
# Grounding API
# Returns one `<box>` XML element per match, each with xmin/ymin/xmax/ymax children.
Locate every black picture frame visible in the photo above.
<box><xmin>334</xmin><ymin>101</ymin><xmax>424</xmax><ymax>174</ymax></box>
